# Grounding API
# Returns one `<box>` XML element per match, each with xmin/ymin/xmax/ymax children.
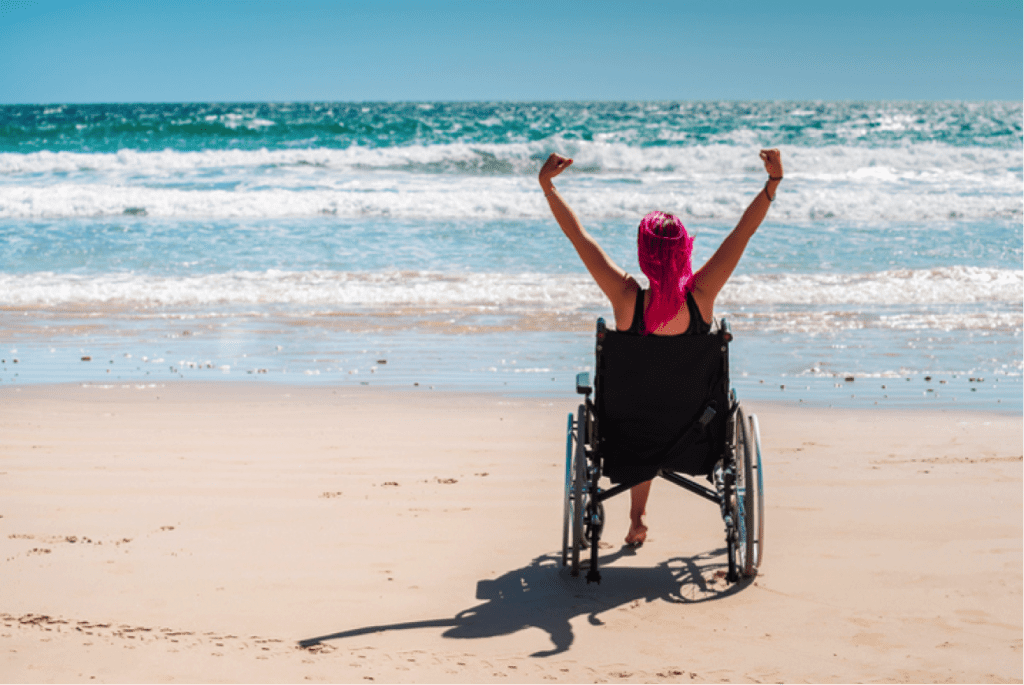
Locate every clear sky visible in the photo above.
<box><xmin>0</xmin><ymin>0</ymin><xmax>1020</xmax><ymax>104</ymax></box>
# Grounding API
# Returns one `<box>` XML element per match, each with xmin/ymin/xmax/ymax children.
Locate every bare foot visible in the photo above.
<box><xmin>625</xmin><ymin>521</ymin><xmax>647</xmax><ymax>547</ymax></box>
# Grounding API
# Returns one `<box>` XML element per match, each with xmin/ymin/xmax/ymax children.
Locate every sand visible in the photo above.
<box><xmin>0</xmin><ymin>382</ymin><xmax>1020</xmax><ymax>683</ymax></box>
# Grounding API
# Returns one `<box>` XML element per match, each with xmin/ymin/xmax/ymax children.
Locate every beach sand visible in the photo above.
<box><xmin>0</xmin><ymin>383</ymin><xmax>1020</xmax><ymax>683</ymax></box>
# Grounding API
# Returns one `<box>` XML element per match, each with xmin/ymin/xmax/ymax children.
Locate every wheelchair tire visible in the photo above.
<box><xmin>561</xmin><ymin>412</ymin><xmax>574</xmax><ymax>568</ymax></box>
<box><xmin>749</xmin><ymin>413</ymin><xmax>765</xmax><ymax>570</ymax></box>
<box><xmin>735</xmin><ymin>406</ymin><xmax>757</xmax><ymax>577</ymax></box>
<box><xmin>569</xmin><ymin>404</ymin><xmax>588</xmax><ymax>577</ymax></box>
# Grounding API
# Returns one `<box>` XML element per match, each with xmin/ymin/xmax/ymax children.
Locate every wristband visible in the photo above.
<box><xmin>768</xmin><ymin>175</ymin><xmax>783</xmax><ymax>181</ymax></box>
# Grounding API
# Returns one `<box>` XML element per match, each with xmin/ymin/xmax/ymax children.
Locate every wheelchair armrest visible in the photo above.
<box><xmin>575</xmin><ymin>372</ymin><xmax>592</xmax><ymax>396</ymax></box>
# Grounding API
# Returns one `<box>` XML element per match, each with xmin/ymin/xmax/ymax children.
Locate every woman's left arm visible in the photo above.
<box><xmin>692</xmin><ymin>149</ymin><xmax>783</xmax><ymax>312</ymax></box>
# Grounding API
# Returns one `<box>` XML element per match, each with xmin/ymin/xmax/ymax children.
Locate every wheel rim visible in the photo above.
<box><xmin>570</xmin><ymin>405</ymin><xmax>587</xmax><ymax>575</ymax></box>
<box><xmin>734</xmin><ymin>407</ymin><xmax>758</xmax><ymax>576</ymax></box>
<box><xmin>750</xmin><ymin>413</ymin><xmax>765</xmax><ymax>569</ymax></box>
<box><xmin>737</xmin><ymin>409</ymin><xmax>753</xmax><ymax>573</ymax></box>
<box><xmin>739</xmin><ymin>411</ymin><xmax>757</xmax><ymax>576</ymax></box>
<box><xmin>562</xmin><ymin>412</ymin><xmax>573</xmax><ymax>567</ymax></box>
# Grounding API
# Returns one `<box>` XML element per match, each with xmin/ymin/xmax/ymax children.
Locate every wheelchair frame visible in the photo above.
<box><xmin>562</xmin><ymin>317</ymin><xmax>764</xmax><ymax>584</ymax></box>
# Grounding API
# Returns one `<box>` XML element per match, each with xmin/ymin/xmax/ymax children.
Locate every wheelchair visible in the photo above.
<box><xmin>562</xmin><ymin>317</ymin><xmax>764</xmax><ymax>584</ymax></box>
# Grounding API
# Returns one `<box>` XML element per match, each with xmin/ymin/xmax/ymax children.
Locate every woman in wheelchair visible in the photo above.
<box><xmin>539</xmin><ymin>148</ymin><xmax>783</xmax><ymax>549</ymax></box>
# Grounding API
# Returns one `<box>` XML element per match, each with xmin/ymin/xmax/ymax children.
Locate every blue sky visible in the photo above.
<box><xmin>0</xmin><ymin>0</ymin><xmax>1020</xmax><ymax>103</ymax></box>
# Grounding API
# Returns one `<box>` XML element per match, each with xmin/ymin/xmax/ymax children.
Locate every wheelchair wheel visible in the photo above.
<box><xmin>561</xmin><ymin>413</ymin><xmax>574</xmax><ymax>567</ymax></box>
<box><xmin>749</xmin><ymin>413</ymin><xmax>765</xmax><ymax>570</ymax></box>
<box><xmin>562</xmin><ymin>405</ymin><xmax>588</xmax><ymax>576</ymax></box>
<box><xmin>734</xmin><ymin>407</ymin><xmax>759</xmax><ymax>577</ymax></box>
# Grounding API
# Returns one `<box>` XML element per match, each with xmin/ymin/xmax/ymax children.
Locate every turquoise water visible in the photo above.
<box><xmin>2</xmin><ymin>101</ymin><xmax>1018</xmax><ymax>152</ymax></box>
<box><xmin>0</xmin><ymin>101</ymin><xmax>1020</xmax><ymax>410</ymax></box>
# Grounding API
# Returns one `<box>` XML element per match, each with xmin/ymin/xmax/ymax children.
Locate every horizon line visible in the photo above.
<box><xmin>1</xmin><ymin>98</ymin><xmax>1021</xmax><ymax>107</ymax></box>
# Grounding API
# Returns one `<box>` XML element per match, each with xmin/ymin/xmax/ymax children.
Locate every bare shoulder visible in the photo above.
<box><xmin>622</xmin><ymin>274</ymin><xmax>641</xmax><ymax>294</ymax></box>
<box><xmin>613</xmin><ymin>274</ymin><xmax>642</xmax><ymax>331</ymax></box>
<box><xmin>690</xmin><ymin>283</ymin><xmax>715</xmax><ymax>324</ymax></box>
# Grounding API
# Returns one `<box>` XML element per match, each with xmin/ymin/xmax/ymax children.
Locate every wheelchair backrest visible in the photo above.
<box><xmin>593</xmin><ymin>318</ymin><xmax>732</xmax><ymax>480</ymax></box>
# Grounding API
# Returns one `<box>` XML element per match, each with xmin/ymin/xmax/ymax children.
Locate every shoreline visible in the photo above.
<box><xmin>4</xmin><ymin>295</ymin><xmax>1021</xmax><ymax>415</ymax></box>
<box><xmin>2</xmin><ymin>378</ymin><xmax>1020</xmax><ymax>418</ymax></box>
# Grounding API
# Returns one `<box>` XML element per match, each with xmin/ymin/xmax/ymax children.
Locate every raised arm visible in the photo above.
<box><xmin>691</xmin><ymin>149</ymin><xmax>783</xmax><ymax>316</ymax></box>
<box><xmin>539</xmin><ymin>153</ymin><xmax>636</xmax><ymax>324</ymax></box>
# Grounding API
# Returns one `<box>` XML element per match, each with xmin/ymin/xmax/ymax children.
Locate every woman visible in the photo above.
<box><xmin>539</xmin><ymin>148</ymin><xmax>784</xmax><ymax>547</ymax></box>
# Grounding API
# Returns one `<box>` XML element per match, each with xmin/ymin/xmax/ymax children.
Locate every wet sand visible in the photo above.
<box><xmin>1</xmin><ymin>383</ymin><xmax>1020</xmax><ymax>683</ymax></box>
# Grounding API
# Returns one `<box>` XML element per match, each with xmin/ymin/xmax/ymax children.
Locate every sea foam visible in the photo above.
<box><xmin>2</xmin><ymin>267</ymin><xmax>1018</xmax><ymax>312</ymax></box>
<box><xmin>0</xmin><ymin>141</ymin><xmax>1020</xmax><ymax>222</ymax></box>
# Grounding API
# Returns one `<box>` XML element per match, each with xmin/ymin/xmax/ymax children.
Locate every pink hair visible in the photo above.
<box><xmin>637</xmin><ymin>210</ymin><xmax>694</xmax><ymax>334</ymax></box>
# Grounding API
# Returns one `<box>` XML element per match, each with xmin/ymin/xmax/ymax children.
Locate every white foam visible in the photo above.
<box><xmin>0</xmin><ymin>140</ymin><xmax>1016</xmax><ymax>177</ymax></box>
<box><xmin>0</xmin><ymin>143</ymin><xmax>1019</xmax><ymax>222</ymax></box>
<box><xmin>1</xmin><ymin>267</ymin><xmax>1019</xmax><ymax>316</ymax></box>
<box><xmin>722</xmin><ymin>266</ymin><xmax>1024</xmax><ymax>306</ymax></box>
<box><xmin>719</xmin><ymin>309</ymin><xmax>1023</xmax><ymax>334</ymax></box>
<box><xmin>0</xmin><ymin>175</ymin><xmax>1018</xmax><ymax>223</ymax></box>
<box><xmin>0</xmin><ymin>270</ymin><xmax>594</xmax><ymax>308</ymax></box>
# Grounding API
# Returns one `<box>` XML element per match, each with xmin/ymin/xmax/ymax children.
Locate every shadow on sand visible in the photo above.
<box><xmin>299</xmin><ymin>545</ymin><xmax>752</xmax><ymax>657</ymax></box>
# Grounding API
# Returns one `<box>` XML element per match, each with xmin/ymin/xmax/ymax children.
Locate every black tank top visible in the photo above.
<box><xmin>625</xmin><ymin>288</ymin><xmax>711</xmax><ymax>336</ymax></box>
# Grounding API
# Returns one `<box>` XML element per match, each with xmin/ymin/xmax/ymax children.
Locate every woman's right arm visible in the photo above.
<box><xmin>539</xmin><ymin>153</ymin><xmax>637</xmax><ymax>325</ymax></box>
<box><xmin>691</xmin><ymin>149</ymin><xmax>783</xmax><ymax>316</ymax></box>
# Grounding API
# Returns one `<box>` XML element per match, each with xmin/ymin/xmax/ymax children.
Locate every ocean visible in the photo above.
<box><xmin>0</xmin><ymin>101</ymin><xmax>1020</xmax><ymax>410</ymax></box>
